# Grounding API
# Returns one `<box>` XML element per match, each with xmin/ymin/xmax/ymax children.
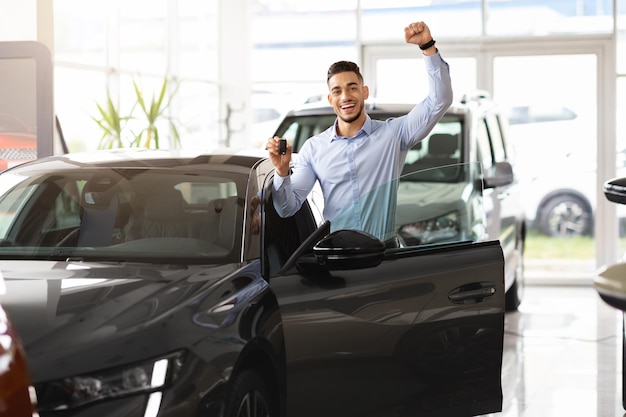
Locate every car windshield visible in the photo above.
<box><xmin>0</xmin><ymin>167</ymin><xmax>246</xmax><ymax>263</ymax></box>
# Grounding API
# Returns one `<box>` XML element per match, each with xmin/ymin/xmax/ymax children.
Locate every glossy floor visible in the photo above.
<box><xmin>482</xmin><ymin>284</ymin><xmax>624</xmax><ymax>417</ymax></box>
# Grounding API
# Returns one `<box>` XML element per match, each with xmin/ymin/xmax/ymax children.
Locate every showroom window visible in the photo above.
<box><xmin>53</xmin><ymin>0</ymin><xmax>219</xmax><ymax>152</ymax></box>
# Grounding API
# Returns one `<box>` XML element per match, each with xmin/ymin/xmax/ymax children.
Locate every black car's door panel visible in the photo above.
<box><xmin>271</xmin><ymin>240</ymin><xmax>504</xmax><ymax>417</ymax></box>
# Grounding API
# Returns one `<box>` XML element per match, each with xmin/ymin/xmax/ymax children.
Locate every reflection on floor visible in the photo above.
<box><xmin>482</xmin><ymin>285</ymin><xmax>624</xmax><ymax>417</ymax></box>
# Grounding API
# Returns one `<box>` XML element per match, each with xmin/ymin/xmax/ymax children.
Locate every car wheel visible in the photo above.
<box><xmin>538</xmin><ymin>194</ymin><xmax>592</xmax><ymax>237</ymax></box>
<box><xmin>226</xmin><ymin>370</ymin><xmax>273</xmax><ymax>417</ymax></box>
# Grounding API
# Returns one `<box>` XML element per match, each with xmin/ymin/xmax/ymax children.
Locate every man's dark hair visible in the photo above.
<box><xmin>327</xmin><ymin>61</ymin><xmax>363</xmax><ymax>84</ymax></box>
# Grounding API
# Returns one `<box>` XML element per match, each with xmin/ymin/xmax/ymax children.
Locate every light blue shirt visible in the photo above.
<box><xmin>273</xmin><ymin>52</ymin><xmax>453</xmax><ymax>241</ymax></box>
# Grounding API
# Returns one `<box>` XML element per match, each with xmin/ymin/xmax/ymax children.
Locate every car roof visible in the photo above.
<box><xmin>7</xmin><ymin>148</ymin><xmax>268</xmax><ymax>171</ymax></box>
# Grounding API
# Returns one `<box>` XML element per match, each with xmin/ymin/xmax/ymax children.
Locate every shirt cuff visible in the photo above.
<box><xmin>273</xmin><ymin>173</ymin><xmax>290</xmax><ymax>190</ymax></box>
<box><xmin>422</xmin><ymin>51</ymin><xmax>447</xmax><ymax>68</ymax></box>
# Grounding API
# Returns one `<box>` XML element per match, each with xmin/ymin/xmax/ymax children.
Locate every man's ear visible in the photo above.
<box><xmin>327</xmin><ymin>93</ymin><xmax>332</xmax><ymax>104</ymax></box>
<box><xmin>363</xmin><ymin>85</ymin><xmax>370</xmax><ymax>100</ymax></box>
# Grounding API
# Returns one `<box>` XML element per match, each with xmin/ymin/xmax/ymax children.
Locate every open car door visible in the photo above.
<box><xmin>264</xmin><ymin>163</ymin><xmax>504</xmax><ymax>417</ymax></box>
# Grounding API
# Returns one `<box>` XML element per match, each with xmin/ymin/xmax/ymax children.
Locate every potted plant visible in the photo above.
<box><xmin>93</xmin><ymin>76</ymin><xmax>180</xmax><ymax>150</ymax></box>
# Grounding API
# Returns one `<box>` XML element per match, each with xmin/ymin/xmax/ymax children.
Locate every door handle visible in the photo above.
<box><xmin>448</xmin><ymin>282</ymin><xmax>497</xmax><ymax>304</ymax></box>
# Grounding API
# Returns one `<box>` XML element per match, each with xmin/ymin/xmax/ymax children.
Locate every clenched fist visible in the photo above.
<box><xmin>404</xmin><ymin>21</ymin><xmax>433</xmax><ymax>48</ymax></box>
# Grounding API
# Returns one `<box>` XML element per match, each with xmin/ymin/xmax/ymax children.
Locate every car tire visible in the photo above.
<box><xmin>226</xmin><ymin>369</ymin><xmax>274</xmax><ymax>417</ymax></box>
<box><xmin>538</xmin><ymin>194</ymin><xmax>592</xmax><ymax>237</ymax></box>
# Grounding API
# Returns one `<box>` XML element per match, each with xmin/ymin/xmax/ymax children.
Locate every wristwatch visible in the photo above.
<box><xmin>419</xmin><ymin>39</ymin><xmax>436</xmax><ymax>50</ymax></box>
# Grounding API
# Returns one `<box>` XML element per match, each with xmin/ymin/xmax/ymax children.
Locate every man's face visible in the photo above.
<box><xmin>327</xmin><ymin>71</ymin><xmax>369</xmax><ymax>124</ymax></box>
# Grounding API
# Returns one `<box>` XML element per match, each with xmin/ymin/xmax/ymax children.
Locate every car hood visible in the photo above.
<box><xmin>0</xmin><ymin>260</ymin><xmax>257</xmax><ymax>381</ymax></box>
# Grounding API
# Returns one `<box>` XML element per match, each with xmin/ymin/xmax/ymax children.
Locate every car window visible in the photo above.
<box><xmin>263</xmin><ymin>161</ymin><xmax>484</xmax><ymax>276</ymax></box>
<box><xmin>280</xmin><ymin>115</ymin><xmax>336</xmax><ymax>151</ymax></box>
<box><xmin>403</xmin><ymin>117</ymin><xmax>463</xmax><ymax>180</ymax></box>
<box><xmin>315</xmin><ymin>161</ymin><xmax>484</xmax><ymax>245</ymax></box>
<box><xmin>486</xmin><ymin>113</ymin><xmax>506</xmax><ymax>162</ymax></box>
<box><xmin>494</xmin><ymin>113</ymin><xmax>512</xmax><ymax>160</ymax></box>
<box><xmin>476</xmin><ymin>118</ymin><xmax>494</xmax><ymax>171</ymax></box>
<box><xmin>262</xmin><ymin>186</ymin><xmax>319</xmax><ymax>277</ymax></box>
<box><xmin>275</xmin><ymin>159</ymin><xmax>484</xmax><ymax>242</ymax></box>
<box><xmin>0</xmin><ymin>168</ymin><xmax>246</xmax><ymax>263</ymax></box>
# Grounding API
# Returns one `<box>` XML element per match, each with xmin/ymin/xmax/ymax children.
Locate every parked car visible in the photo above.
<box><xmin>0</xmin><ymin>148</ymin><xmax>506</xmax><ymax>417</ymax></box>
<box><xmin>506</xmin><ymin>104</ymin><xmax>617</xmax><ymax>237</ymax></box>
<box><xmin>273</xmin><ymin>91</ymin><xmax>526</xmax><ymax>311</ymax></box>
<box><xmin>594</xmin><ymin>175</ymin><xmax>626</xmax><ymax>409</ymax></box>
<box><xmin>0</xmin><ymin>277</ymin><xmax>36</xmax><ymax>417</ymax></box>
<box><xmin>0</xmin><ymin>113</ymin><xmax>37</xmax><ymax>170</ymax></box>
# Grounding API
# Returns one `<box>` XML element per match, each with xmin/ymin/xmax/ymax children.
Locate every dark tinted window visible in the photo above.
<box><xmin>402</xmin><ymin>116</ymin><xmax>464</xmax><ymax>182</ymax></box>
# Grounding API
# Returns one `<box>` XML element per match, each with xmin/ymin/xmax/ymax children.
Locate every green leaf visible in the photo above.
<box><xmin>93</xmin><ymin>76</ymin><xmax>180</xmax><ymax>150</ymax></box>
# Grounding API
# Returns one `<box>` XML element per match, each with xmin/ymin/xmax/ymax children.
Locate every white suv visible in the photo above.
<box><xmin>506</xmin><ymin>104</ymin><xmax>623</xmax><ymax>237</ymax></box>
<box><xmin>273</xmin><ymin>92</ymin><xmax>526</xmax><ymax>311</ymax></box>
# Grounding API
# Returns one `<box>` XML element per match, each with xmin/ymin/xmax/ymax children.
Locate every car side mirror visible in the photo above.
<box><xmin>604</xmin><ymin>177</ymin><xmax>626</xmax><ymax>205</ymax></box>
<box><xmin>483</xmin><ymin>161</ymin><xmax>514</xmax><ymax>189</ymax></box>
<box><xmin>313</xmin><ymin>229</ymin><xmax>385</xmax><ymax>270</ymax></box>
<box><xmin>595</xmin><ymin>261</ymin><xmax>626</xmax><ymax>311</ymax></box>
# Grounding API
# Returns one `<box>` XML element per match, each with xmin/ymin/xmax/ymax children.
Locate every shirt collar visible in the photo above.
<box><xmin>329</xmin><ymin>114</ymin><xmax>373</xmax><ymax>142</ymax></box>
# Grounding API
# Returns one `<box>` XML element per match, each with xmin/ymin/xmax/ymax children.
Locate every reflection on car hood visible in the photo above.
<box><xmin>0</xmin><ymin>260</ymin><xmax>248</xmax><ymax>380</ymax></box>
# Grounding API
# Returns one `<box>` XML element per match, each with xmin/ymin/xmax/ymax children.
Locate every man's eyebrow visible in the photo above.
<box><xmin>330</xmin><ymin>81</ymin><xmax>359</xmax><ymax>91</ymax></box>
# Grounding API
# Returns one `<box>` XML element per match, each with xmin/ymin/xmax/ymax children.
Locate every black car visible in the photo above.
<box><xmin>0</xmin><ymin>148</ymin><xmax>505</xmax><ymax>417</ymax></box>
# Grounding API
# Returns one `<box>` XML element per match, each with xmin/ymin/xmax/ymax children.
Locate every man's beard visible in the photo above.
<box><xmin>338</xmin><ymin>107</ymin><xmax>363</xmax><ymax>124</ymax></box>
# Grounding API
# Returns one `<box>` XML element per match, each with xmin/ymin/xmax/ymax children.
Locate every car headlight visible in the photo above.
<box><xmin>398</xmin><ymin>211</ymin><xmax>460</xmax><ymax>245</ymax></box>
<box><xmin>35</xmin><ymin>350</ymin><xmax>185</xmax><ymax>412</ymax></box>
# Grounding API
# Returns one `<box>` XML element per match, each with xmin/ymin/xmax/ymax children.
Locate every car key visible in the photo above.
<box><xmin>279</xmin><ymin>139</ymin><xmax>287</xmax><ymax>155</ymax></box>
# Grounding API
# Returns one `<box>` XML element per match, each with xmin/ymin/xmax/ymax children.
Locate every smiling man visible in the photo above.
<box><xmin>267</xmin><ymin>21</ymin><xmax>453</xmax><ymax>243</ymax></box>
